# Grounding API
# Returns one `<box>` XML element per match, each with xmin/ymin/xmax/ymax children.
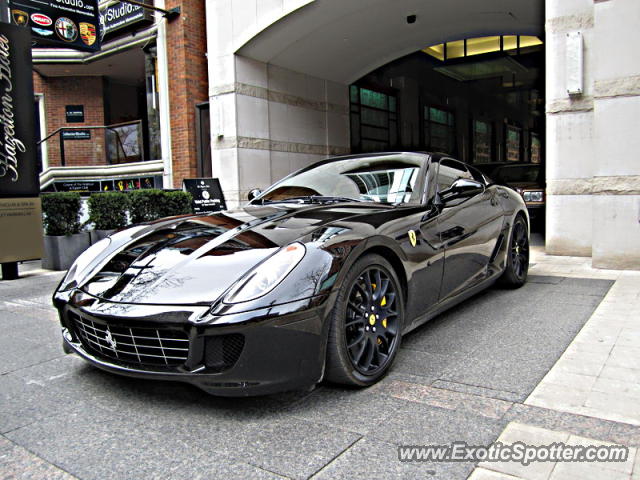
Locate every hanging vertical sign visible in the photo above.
<box><xmin>0</xmin><ymin>22</ymin><xmax>44</xmax><ymax>263</ymax></box>
<box><xmin>8</xmin><ymin>0</ymin><xmax>101</xmax><ymax>52</ymax></box>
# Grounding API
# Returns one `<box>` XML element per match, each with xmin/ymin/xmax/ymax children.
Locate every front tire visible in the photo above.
<box><xmin>325</xmin><ymin>254</ymin><xmax>404</xmax><ymax>387</ymax></box>
<box><xmin>500</xmin><ymin>215</ymin><xmax>529</xmax><ymax>287</ymax></box>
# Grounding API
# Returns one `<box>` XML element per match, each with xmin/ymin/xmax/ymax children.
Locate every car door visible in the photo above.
<box><xmin>436</xmin><ymin>158</ymin><xmax>504</xmax><ymax>302</ymax></box>
<box><xmin>394</xmin><ymin>157</ymin><xmax>444</xmax><ymax>324</ymax></box>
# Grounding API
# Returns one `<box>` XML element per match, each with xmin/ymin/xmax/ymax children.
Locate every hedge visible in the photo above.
<box><xmin>41</xmin><ymin>192</ymin><xmax>82</xmax><ymax>236</ymax></box>
<box><xmin>87</xmin><ymin>192</ymin><xmax>130</xmax><ymax>230</ymax></box>
<box><xmin>161</xmin><ymin>190</ymin><xmax>193</xmax><ymax>218</ymax></box>
<box><xmin>128</xmin><ymin>189</ymin><xmax>193</xmax><ymax>224</ymax></box>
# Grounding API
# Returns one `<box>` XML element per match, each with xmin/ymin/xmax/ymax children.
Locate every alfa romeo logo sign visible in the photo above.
<box><xmin>55</xmin><ymin>17</ymin><xmax>78</xmax><ymax>42</ymax></box>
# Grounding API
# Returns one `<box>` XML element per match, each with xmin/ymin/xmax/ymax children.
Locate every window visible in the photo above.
<box><xmin>437</xmin><ymin>158</ymin><xmax>472</xmax><ymax>191</ymax></box>
<box><xmin>468</xmin><ymin>165</ymin><xmax>488</xmax><ymax>184</ymax></box>
<box><xmin>505</xmin><ymin>125</ymin><xmax>521</xmax><ymax>162</ymax></box>
<box><xmin>472</xmin><ymin>119</ymin><xmax>493</xmax><ymax>164</ymax></box>
<box><xmin>350</xmin><ymin>86</ymin><xmax>398</xmax><ymax>153</ymax></box>
<box><xmin>423</xmin><ymin>35</ymin><xmax>543</xmax><ymax>61</ymax></box>
<box><xmin>530</xmin><ymin>132</ymin><xmax>541</xmax><ymax>164</ymax></box>
<box><xmin>424</xmin><ymin>106</ymin><xmax>456</xmax><ymax>154</ymax></box>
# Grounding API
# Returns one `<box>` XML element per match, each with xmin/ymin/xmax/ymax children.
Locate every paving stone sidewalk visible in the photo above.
<box><xmin>467</xmin><ymin>246</ymin><xmax>640</xmax><ymax>480</ymax></box>
<box><xmin>0</xmin><ymin>251</ymin><xmax>638</xmax><ymax>480</ymax></box>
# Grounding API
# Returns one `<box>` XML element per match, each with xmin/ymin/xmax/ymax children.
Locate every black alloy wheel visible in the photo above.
<box><xmin>501</xmin><ymin>215</ymin><xmax>529</xmax><ymax>287</ymax></box>
<box><xmin>325</xmin><ymin>254</ymin><xmax>404</xmax><ymax>386</ymax></box>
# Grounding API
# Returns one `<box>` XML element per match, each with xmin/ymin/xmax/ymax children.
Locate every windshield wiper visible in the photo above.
<box><xmin>263</xmin><ymin>195</ymin><xmax>364</xmax><ymax>205</ymax></box>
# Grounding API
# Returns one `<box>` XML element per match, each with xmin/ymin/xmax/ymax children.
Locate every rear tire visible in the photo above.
<box><xmin>325</xmin><ymin>254</ymin><xmax>404</xmax><ymax>387</ymax></box>
<box><xmin>500</xmin><ymin>215</ymin><xmax>529</xmax><ymax>287</ymax></box>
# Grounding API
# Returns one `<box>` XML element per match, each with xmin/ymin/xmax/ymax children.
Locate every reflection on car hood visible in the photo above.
<box><xmin>81</xmin><ymin>203</ymin><xmax>388</xmax><ymax>305</ymax></box>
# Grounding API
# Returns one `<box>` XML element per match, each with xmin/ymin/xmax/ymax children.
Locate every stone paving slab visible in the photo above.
<box><xmin>0</xmin><ymin>436</ymin><xmax>78</xmax><ymax>480</ymax></box>
<box><xmin>526</xmin><ymin>273</ymin><xmax>640</xmax><ymax>426</ymax></box>
<box><xmin>476</xmin><ymin>422</ymin><xmax>638</xmax><ymax>480</ymax></box>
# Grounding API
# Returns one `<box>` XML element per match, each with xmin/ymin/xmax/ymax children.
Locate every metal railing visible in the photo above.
<box><xmin>38</xmin><ymin>120</ymin><xmax>145</xmax><ymax>167</ymax></box>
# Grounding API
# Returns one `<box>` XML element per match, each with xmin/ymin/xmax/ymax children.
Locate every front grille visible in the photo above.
<box><xmin>204</xmin><ymin>334</ymin><xmax>244</xmax><ymax>372</ymax></box>
<box><xmin>69</xmin><ymin>311</ymin><xmax>189</xmax><ymax>368</ymax></box>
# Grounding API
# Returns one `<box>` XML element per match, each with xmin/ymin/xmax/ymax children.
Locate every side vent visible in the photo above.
<box><xmin>489</xmin><ymin>234</ymin><xmax>505</xmax><ymax>264</ymax></box>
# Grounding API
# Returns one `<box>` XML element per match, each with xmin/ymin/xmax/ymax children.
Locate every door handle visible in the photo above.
<box><xmin>441</xmin><ymin>226</ymin><xmax>465</xmax><ymax>240</ymax></box>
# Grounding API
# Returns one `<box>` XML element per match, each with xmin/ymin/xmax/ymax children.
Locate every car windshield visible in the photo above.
<box><xmin>495</xmin><ymin>165</ymin><xmax>541</xmax><ymax>184</ymax></box>
<box><xmin>255</xmin><ymin>153</ymin><xmax>425</xmax><ymax>205</ymax></box>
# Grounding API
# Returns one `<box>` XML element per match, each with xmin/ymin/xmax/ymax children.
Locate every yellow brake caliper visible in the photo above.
<box><xmin>381</xmin><ymin>295</ymin><xmax>387</xmax><ymax>329</ymax></box>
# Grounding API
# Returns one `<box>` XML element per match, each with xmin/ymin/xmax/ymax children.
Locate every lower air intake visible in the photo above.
<box><xmin>204</xmin><ymin>334</ymin><xmax>245</xmax><ymax>372</ymax></box>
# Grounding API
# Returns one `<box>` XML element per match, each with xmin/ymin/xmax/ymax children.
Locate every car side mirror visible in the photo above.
<box><xmin>247</xmin><ymin>188</ymin><xmax>262</xmax><ymax>201</ymax></box>
<box><xmin>441</xmin><ymin>178</ymin><xmax>484</xmax><ymax>203</ymax></box>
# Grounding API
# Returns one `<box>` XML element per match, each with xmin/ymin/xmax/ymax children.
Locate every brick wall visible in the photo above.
<box><xmin>33</xmin><ymin>74</ymin><xmax>106</xmax><ymax>168</ymax></box>
<box><xmin>165</xmin><ymin>0</ymin><xmax>209</xmax><ymax>187</ymax></box>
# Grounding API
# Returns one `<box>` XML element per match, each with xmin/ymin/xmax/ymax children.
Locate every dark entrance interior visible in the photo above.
<box><xmin>349</xmin><ymin>35</ymin><xmax>545</xmax><ymax>229</ymax></box>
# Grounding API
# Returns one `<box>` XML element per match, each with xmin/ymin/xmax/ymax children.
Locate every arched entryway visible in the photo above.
<box><xmin>206</xmin><ymin>0</ymin><xmax>544</xmax><ymax>212</ymax></box>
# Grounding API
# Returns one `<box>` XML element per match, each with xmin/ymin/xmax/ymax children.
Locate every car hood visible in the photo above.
<box><xmin>80</xmin><ymin>203</ymin><xmax>389</xmax><ymax>305</ymax></box>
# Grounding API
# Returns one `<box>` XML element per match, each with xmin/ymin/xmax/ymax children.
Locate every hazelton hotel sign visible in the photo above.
<box><xmin>0</xmin><ymin>22</ymin><xmax>44</xmax><ymax>263</ymax></box>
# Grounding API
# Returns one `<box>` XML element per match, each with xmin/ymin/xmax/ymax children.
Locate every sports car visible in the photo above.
<box><xmin>53</xmin><ymin>152</ymin><xmax>530</xmax><ymax>396</ymax></box>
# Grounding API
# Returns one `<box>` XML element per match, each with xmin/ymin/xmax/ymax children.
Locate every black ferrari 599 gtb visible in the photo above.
<box><xmin>54</xmin><ymin>152</ymin><xmax>529</xmax><ymax>396</ymax></box>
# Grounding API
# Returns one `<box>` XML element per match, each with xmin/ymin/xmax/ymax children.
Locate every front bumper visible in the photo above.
<box><xmin>56</xmin><ymin>291</ymin><xmax>333</xmax><ymax>396</ymax></box>
<box><xmin>524</xmin><ymin>203</ymin><xmax>544</xmax><ymax>220</ymax></box>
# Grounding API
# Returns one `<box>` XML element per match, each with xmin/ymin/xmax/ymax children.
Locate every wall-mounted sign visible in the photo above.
<box><xmin>61</xmin><ymin>129</ymin><xmax>91</xmax><ymax>140</ymax></box>
<box><xmin>100</xmin><ymin>0</ymin><xmax>153</xmax><ymax>39</ymax></box>
<box><xmin>49</xmin><ymin>176</ymin><xmax>161</xmax><ymax>194</ymax></box>
<box><xmin>0</xmin><ymin>23</ymin><xmax>39</xmax><ymax>197</ymax></box>
<box><xmin>183</xmin><ymin>178</ymin><xmax>227</xmax><ymax>214</ymax></box>
<box><xmin>65</xmin><ymin>104</ymin><xmax>84</xmax><ymax>123</ymax></box>
<box><xmin>9</xmin><ymin>0</ymin><xmax>101</xmax><ymax>52</ymax></box>
<box><xmin>114</xmin><ymin>176</ymin><xmax>156</xmax><ymax>191</ymax></box>
<box><xmin>54</xmin><ymin>180</ymin><xmax>101</xmax><ymax>192</ymax></box>
<box><xmin>0</xmin><ymin>23</ymin><xmax>44</xmax><ymax>264</ymax></box>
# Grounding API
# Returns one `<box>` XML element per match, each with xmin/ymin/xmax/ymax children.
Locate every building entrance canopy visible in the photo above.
<box><xmin>237</xmin><ymin>0</ymin><xmax>543</xmax><ymax>84</ymax></box>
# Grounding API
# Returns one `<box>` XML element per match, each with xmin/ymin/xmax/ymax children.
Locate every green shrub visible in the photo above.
<box><xmin>128</xmin><ymin>189</ymin><xmax>193</xmax><ymax>224</ymax></box>
<box><xmin>128</xmin><ymin>189</ymin><xmax>166</xmax><ymax>223</ymax></box>
<box><xmin>88</xmin><ymin>192</ymin><xmax>130</xmax><ymax>230</ymax></box>
<box><xmin>41</xmin><ymin>192</ymin><xmax>82</xmax><ymax>236</ymax></box>
<box><xmin>161</xmin><ymin>191</ymin><xmax>193</xmax><ymax>217</ymax></box>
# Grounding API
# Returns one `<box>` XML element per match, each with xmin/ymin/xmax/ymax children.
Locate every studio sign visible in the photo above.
<box><xmin>100</xmin><ymin>1</ymin><xmax>152</xmax><ymax>37</ymax></box>
<box><xmin>0</xmin><ymin>35</ymin><xmax>25</xmax><ymax>183</ymax></box>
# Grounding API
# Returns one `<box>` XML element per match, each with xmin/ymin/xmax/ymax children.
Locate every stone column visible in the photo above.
<box><xmin>206</xmin><ymin>1</ymin><xmax>350</xmax><ymax>209</ymax></box>
<box><xmin>545</xmin><ymin>0</ymin><xmax>596</xmax><ymax>257</ymax></box>
<box><xmin>591</xmin><ymin>0</ymin><xmax>640</xmax><ymax>269</ymax></box>
<box><xmin>546</xmin><ymin>0</ymin><xmax>640</xmax><ymax>269</ymax></box>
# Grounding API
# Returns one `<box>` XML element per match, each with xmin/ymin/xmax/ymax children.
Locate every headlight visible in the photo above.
<box><xmin>224</xmin><ymin>243</ymin><xmax>306</xmax><ymax>303</ymax></box>
<box><xmin>58</xmin><ymin>238</ymin><xmax>111</xmax><ymax>292</ymax></box>
<box><xmin>523</xmin><ymin>190</ymin><xmax>544</xmax><ymax>202</ymax></box>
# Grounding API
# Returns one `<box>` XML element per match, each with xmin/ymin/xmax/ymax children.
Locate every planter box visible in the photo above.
<box><xmin>42</xmin><ymin>232</ymin><xmax>91</xmax><ymax>271</ymax></box>
<box><xmin>90</xmin><ymin>229</ymin><xmax>115</xmax><ymax>245</ymax></box>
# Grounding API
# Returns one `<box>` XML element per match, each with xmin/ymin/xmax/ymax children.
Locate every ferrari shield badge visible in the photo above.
<box><xmin>408</xmin><ymin>230</ymin><xmax>417</xmax><ymax>247</ymax></box>
<box><xmin>79</xmin><ymin>23</ymin><xmax>97</xmax><ymax>46</ymax></box>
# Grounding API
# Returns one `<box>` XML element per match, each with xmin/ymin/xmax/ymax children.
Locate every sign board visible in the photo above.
<box><xmin>183</xmin><ymin>178</ymin><xmax>227</xmax><ymax>214</ymax></box>
<box><xmin>0</xmin><ymin>23</ymin><xmax>44</xmax><ymax>263</ymax></box>
<box><xmin>61</xmin><ymin>129</ymin><xmax>91</xmax><ymax>140</ymax></box>
<box><xmin>9</xmin><ymin>0</ymin><xmax>101</xmax><ymax>52</ymax></box>
<box><xmin>65</xmin><ymin>104</ymin><xmax>84</xmax><ymax>123</ymax></box>
<box><xmin>50</xmin><ymin>176</ymin><xmax>159</xmax><ymax>194</ymax></box>
<box><xmin>0</xmin><ymin>198</ymin><xmax>44</xmax><ymax>263</ymax></box>
<box><xmin>0</xmin><ymin>23</ymin><xmax>39</xmax><ymax>197</ymax></box>
<box><xmin>54</xmin><ymin>180</ymin><xmax>101</xmax><ymax>192</ymax></box>
<box><xmin>100</xmin><ymin>0</ymin><xmax>153</xmax><ymax>39</ymax></box>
